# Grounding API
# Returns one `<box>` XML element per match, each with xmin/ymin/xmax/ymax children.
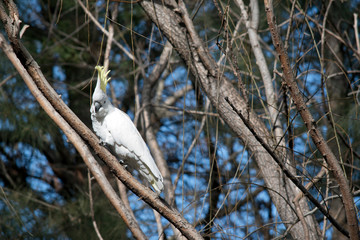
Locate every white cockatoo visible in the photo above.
<box><xmin>90</xmin><ymin>65</ymin><xmax>164</xmax><ymax>194</ymax></box>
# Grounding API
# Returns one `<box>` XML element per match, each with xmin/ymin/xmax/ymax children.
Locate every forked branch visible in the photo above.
<box><xmin>0</xmin><ymin>1</ymin><xmax>203</xmax><ymax>239</ymax></box>
<box><xmin>263</xmin><ymin>0</ymin><xmax>359</xmax><ymax>238</ymax></box>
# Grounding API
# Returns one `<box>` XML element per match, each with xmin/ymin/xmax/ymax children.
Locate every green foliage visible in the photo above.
<box><xmin>0</xmin><ymin>187</ymin><xmax>128</xmax><ymax>239</ymax></box>
<box><xmin>1</xmin><ymin>0</ymin><xmax>360</xmax><ymax>239</ymax></box>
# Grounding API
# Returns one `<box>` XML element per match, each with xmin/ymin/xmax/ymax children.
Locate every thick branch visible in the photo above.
<box><xmin>0</xmin><ymin>33</ymin><xmax>147</xmax><ymax>240</ymax></box>
<box><xmin>235</xmin><ymin>0</ymin><xmax>284</xmax><ymax>145</ymax></box>
<box><xmin>263</xmin><ymin>1</ymin><xmax>359</xmax><ymax>239</ymax></box>
<box><xmin>225</xmin><ymin>97</ymin><xmax>349</xmax><ymax>238</ymax></box>
<box><xmin>139</xmin><ymin>1</ymin><xmax>319</xmax><ymax>239</ymax></box>
<box><xmin>2</xmin><ymin>31</ymin><xmax>202</xmax><ymax>240</ymax></box>
<box><xmin>0</xmin><ymin>2</ymin><xmax>203</xmax><ymax>239</ymax></box>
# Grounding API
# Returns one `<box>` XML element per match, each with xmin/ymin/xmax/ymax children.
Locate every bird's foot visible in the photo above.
<box><xmin>99</xmin><ymin>140</ymin><xmax>107</xmax><ymax>146</ymax></box>
<box><xmin>118</xmin><ymin>159</ymin><xmax>127</xmax><ymax>169</ymax></box>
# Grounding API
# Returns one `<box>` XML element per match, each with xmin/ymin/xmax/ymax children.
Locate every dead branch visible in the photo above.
<box><xmin>138</xmin><ymin>0</ymin><xmax>319</xmax><ymax>238</ymax></box>
<box><xmin>0</xmin><ymin>1</ymin><xmax>203</xmax><ymax>239</ymax></box>
<box><xmin>225</xmin><ymin>96</ymin><xmax>349</xmax><ymax>238</ymax></box>
<box><xmin>263</xmin><ymin>1</ymin><xmax>358</xmax><ymax>238</ymax></box>
<box><xmin>0</xmin><ymin>33</ymin><xmax>147</xmax><ymax>239</ymax></box>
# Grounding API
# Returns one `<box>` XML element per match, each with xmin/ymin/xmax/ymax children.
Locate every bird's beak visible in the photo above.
<box><xmin>94</xmin><ymin>101</ymin><xmax>101</xmax><ymax>113</ymax></box>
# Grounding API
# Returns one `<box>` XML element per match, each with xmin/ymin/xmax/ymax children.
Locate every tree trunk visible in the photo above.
<box><xmin>139</xmin><ymin>1</ymin><xmax>320</xmax><ymax>239</ymax></box>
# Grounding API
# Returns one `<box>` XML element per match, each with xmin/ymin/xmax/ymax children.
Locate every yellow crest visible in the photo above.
<box><xmin>95</xmin><ymin>65</ymin><xmax>111</xmax><ymax>93</ymax></box>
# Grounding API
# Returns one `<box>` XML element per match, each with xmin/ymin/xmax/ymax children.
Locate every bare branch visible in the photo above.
<box><xmin>355</xmin><ymin>13</ymin><xmax>360</xmax><ymax>55</ymax></box>
<box><xmin>263</xmin><ymin>0</ymin><xmax>359</xmax><ymax>238</ymax></box>
<box><xmin>225</xmin><ymin>96</ymin><xmax>349</xmax><ymax>237</ymax></box>
<box><xmin>103</xmin><ymin>2</ymin><xmax>118</xmax><ymax>72</ymax></box>
<box><xmin>88</xmin><ymin>171</ymin><xmax>104</xmax><ymax>240</ymax></box>
<box><xmin>139</xmin><ymin>1</ymin><xmax>319</xmax><ymax>238</ymax></box>
<box><xmin>0</xmin><ymin>2</ymin><xmax>203</xmax><ymax>238</ymax></box>
<box><xmin>140</xmin><ymin>41</ymin><xmax>184</xmax><ymax>238</ymax></box>
<box><xmin>76</xmin><ymin>0</ymin><xmax>136</xmax><ymax>62</ymax></box>
<box><xmin>235</xmin><ymin>0</ymin><xmax>285</xmax><ymax>148</ymax></box>
<box><xmin>0</xmin><ymin>33</ymin><xmax>147</xmax><ymax>239</ymax></box>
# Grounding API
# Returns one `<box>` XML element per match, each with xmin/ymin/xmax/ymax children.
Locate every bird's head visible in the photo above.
<box><xmin>91</xmin><ymin>65</ymin><xmax>112</xmax><ymax>117</ymax></box>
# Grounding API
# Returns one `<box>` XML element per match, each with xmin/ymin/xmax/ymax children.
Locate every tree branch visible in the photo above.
<box><xmin>0</xmin><ymin>32</ymin><xmax>147</xmax><ymax>239</ymax></box>
<box><xmin>224</xmin><ymin>96</ymin><xmax>349</xmax><ymax>238</ymax></box>
<box><xmin>139</xmin><ymin>1</ymin><xmax>318</xmax><ymax>238</ymax></box>
<box><xmin>0</xmin><ymin>1</ymin><xmax>203</xmax><ymax>239</ymax></box>
<box><xmin>263</xmin><ymin>1</ymin><xmax>359</xmax><ymax>239</ymax></box>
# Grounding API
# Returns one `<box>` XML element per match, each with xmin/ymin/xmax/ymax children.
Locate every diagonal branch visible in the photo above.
<box><xmin>76</xmin><ymin>0</ymin><xmax>136</xmax><ymax>62</ymax></box>
<box><xmin>224</xmin><ymin>97</ymin><xmax>348</xmax><ymax>237</ymax></box>
<box><xmin>0</xmin><ymin>1</ymin><xmax>203</xmax><ymax>239</ymax></box>
<box><xmin>0</xmin><ymin>33</ymin><xmax>147</xmax><ymax>239</ymax></box>
<box><xmin>263</xmin><ymin>1</ymin><xmax>359</xmax><ymax>239</ymax></box>
<box><xmin>235</xmin><ymin>0</ymin><xmax>285</xmax><ymax>149</ymax></box>
<box><xmin>138</xmin><ymin>0</ymin><xmax>319</xmax><ymax>239</ymax></box>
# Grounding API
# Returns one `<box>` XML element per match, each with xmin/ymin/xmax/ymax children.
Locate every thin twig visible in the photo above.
<box><xmin>0</xmin><ymin>2</ymin><xmax>203</xmax><ymax>237</ymax></box>
<box><xmin>225</xmin><ymin>96</ymin><xmax>349</xmax><ymax>238</ymax></box>
<box><xmin>88</xmin><ymin>171</ymin><xmax>104</xmax><ymax>240</ymax></box>
<box><xmin>153</xmin><ymin>209</ymin><xmax>165</xmax><ymax>240</ymax></box>
<box><xmin>171</xmin><ymin>99</ymin><xmax>210</xmax><ymax>204</ymax></box>
<box><xmin>354</xmin><ymin>13</ymin><xmax>360</xmax><ymax>57</ymax></box>
<box><xmin>117</xmin><ymin>179</ymin><xmax>136</xmax><ymax>220</ymax></box>
<box><xmin>103</xmin><ymin>2</ymin><xmax>118</xmax><ymax>72</ymax></box>
<box><xmin>0</xmin><ymin>32</ymin><xmax>147</xmax><ymax>239</ymax></box>
<box><xmin>0</xmin><ymin>72</ymin><xmax>17</xmax><ymax>87</ymax></box>
<box><xmin>284</xmin><ymin>0</ymin><xmax>297</xmax><ymax>50</ymax></box>
<box><xmin>76</xmin><ymin>0</ymin><xmax>136</xmax><ymax>62</ymax></box>
<box><xmin>263</xmin><ymin>1</ymin><xmax>358</xmax><ymax>238</ymax></box>
<box><xmin>293</xmin><ymin>163</ymin><xmax>328</xmax><ymax>240</ymax></box>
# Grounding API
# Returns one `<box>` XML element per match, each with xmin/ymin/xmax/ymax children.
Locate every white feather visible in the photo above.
<box><xmin>90</xmin><ymin>66</ymin><xmax>164</xmax><ymax>194</ymax></box>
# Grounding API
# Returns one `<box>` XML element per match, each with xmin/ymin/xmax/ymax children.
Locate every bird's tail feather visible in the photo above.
<box><xmin>136</xmin><ymin>165</ymin><xmax>164</xmax><ymax>194</ymax></box>
<box><xmin>150</xmin><ymin>177</ymin><xmax>164</xmax><ymax>194</ymax></box>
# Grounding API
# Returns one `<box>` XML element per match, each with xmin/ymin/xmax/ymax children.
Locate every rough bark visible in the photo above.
<box><xmin>139</xmin><ymin>1</ymin><xmax>320</xmax><ymax>239</ymax></box>
<box><xmin>264</xmin><ymin>0</ymin><xmax>358</xmax><ymax>239</ymax></box>
<box><xmin>0</xmin><ymin>1</ymin><xmax>204</xmax><ymax>239</ymax></box>
<box><xmin>323</xmin><ymin>3</ymin><xmax>353</xmax><ymax>238</ymax></box>
<box><xmin>0</xmin><ymin>33</ymin><xmax>148</xmax><ymax>240</ymax></box>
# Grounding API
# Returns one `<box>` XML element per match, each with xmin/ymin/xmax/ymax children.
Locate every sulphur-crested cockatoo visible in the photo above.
<box><xmin>90</xmin><ymin>65</ymin><xmax>164</xmax><ymax>194</ymax></box>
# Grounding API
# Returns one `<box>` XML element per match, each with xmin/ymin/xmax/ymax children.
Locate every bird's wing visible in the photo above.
<box><xmin>105</xmin><ymin>108</ymin><xmax>162</xmax><ymax>178</ymax></box>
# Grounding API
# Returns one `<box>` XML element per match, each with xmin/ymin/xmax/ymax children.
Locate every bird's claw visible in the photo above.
<box><xmin>99</xmin><ymin>140</ymin><xmax>107</xmax><ymax>146</ymax></box>
<box><xmin>118</xmin><ymin>159</ymin><xmax>127</xmax><ymax>169</ymax></box>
